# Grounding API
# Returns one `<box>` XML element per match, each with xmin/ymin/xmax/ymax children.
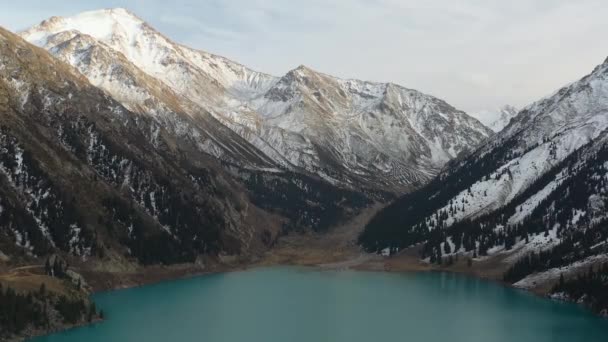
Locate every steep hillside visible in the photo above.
<box><xmin>0</xmin><ymin>26</ymin><xmax>279</xmax><ymax>265</ymax></box>
<box><xmin>359</xmin><ymin>55</ymin><xmax>608</xmax><ymax>305</ymax></box>
<box><xmin>0</xmin><ymin>24</ymin><xmax>376</xmax><ymax>335</ymax></box>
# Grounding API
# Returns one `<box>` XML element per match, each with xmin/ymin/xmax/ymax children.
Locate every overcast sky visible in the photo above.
<box><xmin>1</xmin><ymin>0</ymin><xmax>608</xmax><ymax>124</ymax></box>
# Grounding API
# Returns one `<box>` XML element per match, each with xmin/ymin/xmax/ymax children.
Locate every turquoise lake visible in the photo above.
<box><xmin>31</xmin><ymin>267</ymin><xmax>608</xmax><ymax>342</ymax></box>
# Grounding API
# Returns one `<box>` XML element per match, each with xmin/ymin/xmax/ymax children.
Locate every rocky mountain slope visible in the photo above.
<box><xmin>0</xmin><ymin>23</ymin><xmax>375</xmax><ymax>337</ymax></box>
<box><xmin>20</xmin><ymin>8</ymin><xmax>492</xmax><ymax>192</ymax></box>
<box><xmin>0</xmin><ymin>25</ymin><xmax>370</xmax><ymax>269</ymax></box>
<box><xmin>359</xmin><ymin>55</ymin><xmax>608</xmax><ymax>306</ymax></box>
<box><xmin>0</xmin><ymin>26</ymin><xmax>283</xmax><ymax>266</ymax></box>
<box><xmin>251</xmin><ymin>65</ymin><xmax>492</xmax><ymax>190</ymax></box>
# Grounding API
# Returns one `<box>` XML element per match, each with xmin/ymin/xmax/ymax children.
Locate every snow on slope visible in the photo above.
<box><xmin>20</xmin><ymin>12</ymin><xmax>289</xmax><ymax>171</ymax></box>
<box><xmin>21</xmin><ymin>8</ymin><xmax>493</xmax><ymax>192</ymax></box>
<box><xmin>424</xmin><ymin>57</ymin><xmax>608</xmax><ymax>228</ymax></box>
<box><xmin>247</xmin><ymin>65</ymin><xmax>493</xmax><ymax>190</ymax></box>
<box><xmin>21</xmin><ymin>8</ymin><xmax>278</xmax><ymax>109</ymax></box>
<box><xmin>515</xmin><ymin>255</ymin><xmax>608</xmax><ymax>289</ymax></box>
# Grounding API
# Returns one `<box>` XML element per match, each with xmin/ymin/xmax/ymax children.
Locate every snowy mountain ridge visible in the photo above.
<box><xmin>20</xmin><ymin>8</ymin><xmax>493</xmax><ymax>192</ymax></box>
<box><xmin>443</xmin><ymin>58</ymin><xmax>608</xmax><ymax>224</ymax></box>
<box><xmin>360</xmin><ymin>53</ymin><xmax>608</xmax><ymax>294</ymax></box>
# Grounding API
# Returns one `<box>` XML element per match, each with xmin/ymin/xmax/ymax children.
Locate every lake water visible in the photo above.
<box><xmin>31</xmin><ymin>267</ymin><xmax>608</xmax><ymax>342</ymax></box>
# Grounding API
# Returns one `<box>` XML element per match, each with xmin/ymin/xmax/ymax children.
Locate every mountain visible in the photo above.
<box><xmin>18</xmin><ymin>11</ymin><xmax>280</xmax><ymax>170</ymax></box>
<box><xmin>359</xmin><ymin>55</ymin><xmax>608</xmax><ymax>302</ymax></box>
<box><xmin>20</xmin><ymin>8</ymin><xmax>492</xmax><ymax>192</ymax></box>
<box><xmin>0</xmin><ymin>25</ymin><xmax>280</xmax><ymax>265</ymax></box>
<box><xmin>19</xmin><ymin>9</ymin><xmax>378</xmax><ymax>235</ymax></box>
<box><xmin>252</xmin><ymin>66</ymin><xmax>492</xmax><ymax>190</ymax></box>
<box><xmin>487</xmin><ymin>105</ymin><xmax>519</xmax><ymax>132</ymax></box>
<box><xmin>0</xmin><ymin>23</ymin><xmax>375</xmax><ymax>269</ymax></box>
<box><xmin>0</xmin><ymin>25</ymin><xmax>378</xmax><ymax>337</ymax></box>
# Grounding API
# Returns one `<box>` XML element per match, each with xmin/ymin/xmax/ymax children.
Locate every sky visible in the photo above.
<box><xmin>1</xmin><ymin>0</ymin><xmax>608</xmax><ymax>124</ymax></box>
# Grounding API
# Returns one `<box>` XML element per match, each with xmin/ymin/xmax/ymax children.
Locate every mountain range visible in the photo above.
<box><xmin>0</xmin><ymin>8</ymin><xmax>495</xmax><ymax>279</ymax></box>
<box><xmin>20</xmin><ymin>8</ymin><xmax>492</xmax><ymax>193</ymax></box>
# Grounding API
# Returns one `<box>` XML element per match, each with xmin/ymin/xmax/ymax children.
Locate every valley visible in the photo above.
<box><xmin>1</xmin><ymin>5</ymin><xmax>608</xmax><ymax>341</ymax></box>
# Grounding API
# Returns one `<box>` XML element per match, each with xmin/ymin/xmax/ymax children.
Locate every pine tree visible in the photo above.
<box><xmin>87</xmin><ymin>303</ymin><xmax>97</xmax><ymax>323</ymax></box>
<box><xmin>45</xmin><ymin>257</ymin><xmax>52</xmax><ymax>276</ymax></box>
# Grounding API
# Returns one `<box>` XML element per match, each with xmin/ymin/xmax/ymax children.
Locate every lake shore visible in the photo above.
<box><xmin>6</xmin><ymin>248</ymin><xmax>593</xmax><ymax>341</ymax></box>
<box><xmin>22</xmin><ymin>266</ymin><xmax>608</xmax><ymax>342</ymax></box>
<box><xmin>6</xmin><ymin>203</ymin><xmax>603</xmax><ymax>341</ymax></box>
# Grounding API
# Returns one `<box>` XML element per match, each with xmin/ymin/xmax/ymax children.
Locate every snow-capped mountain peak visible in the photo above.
<box><xmin>22</xmin><ymin>8</ymin><xmax>493</xmax><ymax>192</ymax></box>
<box><xmin>22</xmin><ymin>8</ymin><xmax>278</xmax><ymax>103</ymax></box>
<box><xmin>24</xmin><ymin>8</ymin><xmax>144</xmax><ymax>46</ymax></box>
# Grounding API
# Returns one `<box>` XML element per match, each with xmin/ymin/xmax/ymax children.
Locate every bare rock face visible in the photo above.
<box><xmin>21</xmin><ymin>8</ymin><xmax>492</xmax><ymax>193</ymax></box>
<box><xmin>4</xmin><ymin>6</ymin><xmax>494</xmax><ymax>271</ymax></box>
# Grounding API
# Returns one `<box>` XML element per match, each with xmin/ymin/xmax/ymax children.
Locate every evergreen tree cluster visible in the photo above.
<box><xmin>44</xmin><ymin>256</ymin><xmax>69</xmax><ymax>278</ymax></box>
<box><xmin>503</xmin><ymin>219</ymin><xmax>608</xmax><ymax>283</ymax></box>
<box><xmin>3</xmin><ymin>113</ymin><xmax>232</xmax><ymax>265</ymax></box>
<box><xmin>0</xmin><ymin>283</ymin><xmax>98</xmax><ymax>339</ymax></box>
<box><xmin>0</xmin><ymin>284</ymin><xmax>46</xmax><ymax>336</ymax></box>
<box><xmin>360</xmin><ymin>130</ymin><xmax>608</xmax><ymax>279</ymax></box>
<box><xmin>358</xmin><ymin>134</ymin><xmax>521</xmax><ymax>251</ymax></box>
<box><xmin>552</xmin><ymin>264</ymin><xmax>608</xmax><ymax>314</ymax></box>
<box><xmin>439</xmin><ymin>139</ymin><xmax>608</xmax><ymax>271</ymax></box>
<box><xmin>101</xmin><ymin>194</ymin><xmax>211</xmax><ymax>265</ymax></box>
<box><xmin>0</xmin><ymin>127</ymin><xmax>93</xmax><ymax>257</ymax></box>
<box><xmin>54</xmin><ymin>295</ymin><xmax>87</xmax><ymax>324</ymax></box>
<box><xmin>86</xmin><ymin>124</ymin><xmax>228</xmax><ymax>255</ymax></box>
<box><xmin>0</xmin><ymin>282</ymin><xmax>98</xmax><ymax>337</ymax></box>
<box><xmin>240</xmin><ymin>168</ymin><xmax>371</xmax><ymax>232</ymax></box>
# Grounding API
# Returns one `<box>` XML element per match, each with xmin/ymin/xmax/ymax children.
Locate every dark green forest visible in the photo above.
<box><xmin>552</xmin><ymin>264</ymin><xmax>608</xmax><ymax>314</ymax></box>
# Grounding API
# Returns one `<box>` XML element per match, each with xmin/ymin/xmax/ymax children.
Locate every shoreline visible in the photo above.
<box><xmin>8</xmin><ymin>202</ymin><xmax>605</xmax><ymax>340</ymax></box>
<box><xmin>14</xmin><ymin>251</ymin><xmax>604</xmax><ymax>341</ymax></box>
